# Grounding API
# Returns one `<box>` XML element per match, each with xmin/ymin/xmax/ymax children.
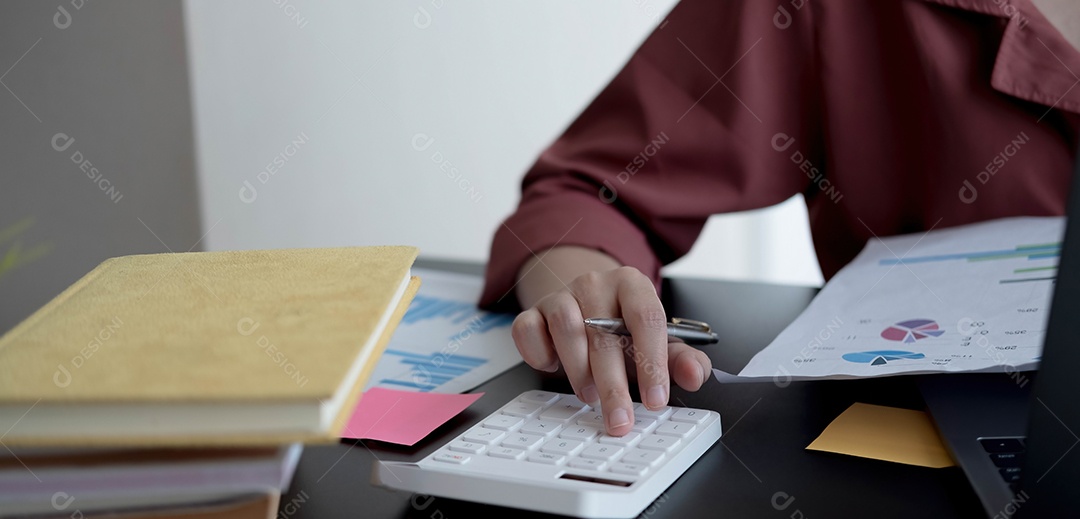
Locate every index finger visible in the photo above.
<box><xmin>614</xmin><ymin>268</ymin><xmax>669</xmax><ymax>410</ymax></box>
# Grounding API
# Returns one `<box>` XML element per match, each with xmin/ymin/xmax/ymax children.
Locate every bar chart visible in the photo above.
<box><xmin>365</xmin><ymin>269</ymin><xmax>519</xmax><ymax>393</ymax></box>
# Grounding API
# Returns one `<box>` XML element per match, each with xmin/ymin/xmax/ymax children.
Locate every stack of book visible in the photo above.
<box><xmin>0</xmin><ymin>246</ymin><xmax>420</xmax><ymax>518</ymax></box>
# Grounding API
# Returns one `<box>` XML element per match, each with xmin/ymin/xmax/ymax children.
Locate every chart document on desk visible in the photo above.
<box><xmin>365</xmin><ymin>268</ymin><xmax>518</xmax><ymax>393</ymax></box>
<box><xmin>728</xmin><ymin>217</ymin><xmax>1063</xmax><ymax>381</ymax></box>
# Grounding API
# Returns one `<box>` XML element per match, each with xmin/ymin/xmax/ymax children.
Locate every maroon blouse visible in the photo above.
<box><xmin>479</xmin><ymin>0</ymin><xmax>1080</xmax><ymax>310</ymax></box>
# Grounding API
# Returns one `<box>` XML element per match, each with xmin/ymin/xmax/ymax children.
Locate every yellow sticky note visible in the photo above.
<box><xmin>807</xmin><ymin>403</ymin><xmax>955</xmax><ymax>468</ymax></box>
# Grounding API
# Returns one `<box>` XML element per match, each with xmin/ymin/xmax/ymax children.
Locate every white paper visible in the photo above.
<box><xmin>728</xmin><ymin>217</ymin><xmax>1064</xmax><ymax>382</ymax></box>
<box><xmin>365</xmin><ymin>268</ymin><xmax>520</xmax><ymax>393</ymax></box>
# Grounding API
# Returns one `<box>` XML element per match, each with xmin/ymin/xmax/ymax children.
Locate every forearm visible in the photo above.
<box><xmin>515</xmin><ymin>246</ymin><xmax>622</xmax><ymax>310</ymax></box>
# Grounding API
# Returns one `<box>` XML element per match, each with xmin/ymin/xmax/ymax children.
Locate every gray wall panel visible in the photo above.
<box><xmin>0</xmin><ymin>1</ymin><xmax>200</xmax><ymax>333</ymax></box>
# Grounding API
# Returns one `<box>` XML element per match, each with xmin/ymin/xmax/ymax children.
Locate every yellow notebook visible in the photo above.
<box><xmin>0</xmin><ymin>245</ymin><xmax>420</xmax><ymax>447</ymax></box>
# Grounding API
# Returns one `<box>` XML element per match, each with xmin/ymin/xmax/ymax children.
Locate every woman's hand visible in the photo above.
<box><xmin>512</xmin><ymin>247</ymin><xmax>713</xmax><ymax>437</ymax></box>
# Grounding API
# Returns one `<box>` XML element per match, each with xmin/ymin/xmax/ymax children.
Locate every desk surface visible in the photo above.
<box><xmin>280</xmin><ymin>259</ymin><xmax>985</xmax><ymax>519</ymax></box>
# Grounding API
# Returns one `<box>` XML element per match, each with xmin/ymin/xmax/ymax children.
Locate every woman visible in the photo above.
<box><xmin>480</xmin><ymin>0</ymin><xmax>1080</xmax><ymax>437</ymax></box>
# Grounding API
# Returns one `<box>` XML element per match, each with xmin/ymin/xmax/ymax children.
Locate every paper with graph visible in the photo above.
<box><xmin>365</xmin><ymin>268</ymin><xmax>518</xmax><ymax>393</ymax></box>
<box><xmin>722</xmin><ymin>217</ymin><xmax>1064</xmax><ymax>382</ymax></box>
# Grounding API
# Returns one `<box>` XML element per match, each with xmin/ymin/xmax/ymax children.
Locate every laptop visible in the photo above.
<box><xmin>919</xmin><ymin>143</ymin><xmax>1080</xmax><ymax>518</ymax></box>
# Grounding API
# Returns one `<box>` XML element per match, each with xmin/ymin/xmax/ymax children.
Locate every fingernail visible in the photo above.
<box><xmin>581</xmin><ymin>385</ymin><xmax>600</xmax><ymax>407</ymax></box>
<box><xmin>646</xmin><ymin>385</ymin><xmax>667</xmax><ymax>409</ymax></box>
<box><xmin>701</xmin><ymin>364</ymin><xmax>711</xmax><ymax>386</ymax></box>
<box><xmin>542</xmin><ymin>360</ymin><xmax>560</xmax><ymax>373</ymax></box>
<box><xmin>608</xmin><ymin>408</ymin><xmax>630</xmax><ymax>429</ymax></box>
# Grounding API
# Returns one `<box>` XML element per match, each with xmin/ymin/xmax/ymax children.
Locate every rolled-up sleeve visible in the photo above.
<box><xmin>479</xmin><ymin>0</ymin><xmax>819</xmax><ymax>311</ymax></box>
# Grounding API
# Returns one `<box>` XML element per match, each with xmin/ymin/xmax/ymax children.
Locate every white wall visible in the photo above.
<box><xmin>183</xmin><ymin>0</ymin><xmax>824</xmax><ymax>288</ymax></box>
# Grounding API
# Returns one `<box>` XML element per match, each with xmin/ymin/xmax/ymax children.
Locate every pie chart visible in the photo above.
<box><xmin>842</xmin><ymin>350</ymin><xmax>926</xmax><ymax>366</ymax></box>
<box><xmin>880</xmin><ymin>319</ymin><xmax>945</xmax><ymax>344</ymax></box>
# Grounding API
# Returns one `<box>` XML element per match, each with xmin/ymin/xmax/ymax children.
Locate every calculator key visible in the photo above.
<box><xmin>487</xmin><ymin>446</ymin><xmax>526</xmax><ymax>460</ymax></box>
<box><xmin>482</xmin><ymin>414</ymin><xmax>524</xmax><ymax>431</ymax></box>
<box><xmin>520</xmin><ymin>419</ymin><xmax>560</xmax><ymax>437</ymax></box>
<box><xmin>637</xmin><ymin>434</ymin><xmax>680</xmax><ymax>452</ymax></box>
<box><xmin>670</xmin><ymin>408</ymin><xmax>709</xmax><ymax>424</ymax></box>
<box><xmin>541</xmin><ymin>438</ymin><xmax>584</xmax><ymax>456</ymax></box>
<box><xmin>631</xmin><ymin>416</ymin><xmax>658</xmax><ymax>433</ymax></box>
<box><xmin>609</xmin><ymin>461</ymin><xmax>649</xmax><ymax>477</ymax></box>
<box><xmin>559</xmin><ymin>425</ymin><xmax>600</xmax><ymax>441</ymax></box>
<box><xmin>634</xmin><ymin>404</ymin><xmax>673</xmax><ymax>420</ymax></box>
<box><xmin>434</xmin><ymin>451</ymin><xmax>470</xmax><ymax>464</ymax></box>
<box><xmin>463</xmin><ymin>428</ymin><xmax>505</xmax><ymax>445</ymax></box>
<box><xmin>501</xmin><ymin>401</ymin><xmax>544</xmax><ymax>418</ymax></box>
<box><xmin>654</xmin><ymin>421</ymin><xmax>696</xmax><ymax>438</ymax></box>
<box><xmin>597</xmin><ymin>431</ymin><xmax>641</xmax><ymax>446</ymax></box>
<box><xmin>519</xmin><ymin>390</ymin><xmax>560</xmax><ymax>405</ymax></box>
<box><xmin>1000</xmin><ymin>467</ymin><xmax>1023</xmax><ymax>483</ymax></box>
<box><xmin>581</xmin><ymin>443</ymin><xmax>623</xmax><ymax>461</ymax></box>
<box><xmin>622</xmin><ymin>448</ymin><xmax>665</xmax><ymax>466</ymax></box>
<box><xmin>990</xmin><ymin>452</ymin><xmax>1025</xmax><ymax>468</ymax></box>
<box><xmin>502</xmin><ymin>433</ymin><xmax>544</xmax><ymax>450</ymax></box>
<box><xmin>540</xmin><ymin>397</ymin><xmax>589</xmax><ymax>422</ymax></box>
<box><xmin>980</xmin><ymin>438</ymin><xmax>1025</xmax><ymax>453</ymax></box>
<box><xmin>527</xmin><ymin>451</ymin><xmax>565</xmax><ymax>465</ymax></box>
<box><xmin>576</xmin><ymin>412</ymin><xmax>605</xmax><ymax>427</ymax></box>
<box><xmin>568</xmin><ymin>458</ymin><xmax>607</xmax><ymax>471</ymax></box>
<box><xmin>448</xmin><ymin>440</ymin><xmax>485</xmax><ymax>454</ymax></box>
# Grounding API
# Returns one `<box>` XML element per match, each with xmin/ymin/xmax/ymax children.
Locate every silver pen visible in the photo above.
<box><xmin>582</xmin><ymin>317</ymin><xmax>719</xmax><ymax>345</ymax></box>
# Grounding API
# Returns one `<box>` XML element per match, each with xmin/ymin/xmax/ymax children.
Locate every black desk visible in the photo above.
<box><xmin>279</xmin><ymin>259</ymin><xmax>986</xmax><ymax>519</ymax></box>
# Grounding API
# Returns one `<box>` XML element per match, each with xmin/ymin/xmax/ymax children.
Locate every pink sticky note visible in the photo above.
<box><xmin>341</xmin><ymin>387</ymin><xmax>484</xmax><ymax>445</ymax></box>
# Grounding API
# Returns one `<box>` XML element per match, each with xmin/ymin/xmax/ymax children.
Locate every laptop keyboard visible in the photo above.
<box><xmin>980</xmin><ymin>437</ymin><xmax>1026</xmax><ymax>490</ymax></box>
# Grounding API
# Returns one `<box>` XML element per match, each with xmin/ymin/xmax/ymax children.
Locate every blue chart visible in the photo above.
<box><xmin>369</xmin><ymin>285</ymin><xmax>517</xmax><ymax>393</ymax></box>
<box><xmin>400</xmin><ymin>294</ymin><xmax>513</xmax><ymax>330</ymax></box>
<box><xmin>379</xmin><ymin>349</ymin><xmax>489</xmax><ymax>391</ymax></box>
<box><xmin>879</xmin><ymin>242</ymin><xmax>1060</xmax><ymax>284</ymax></box>
<box><xmin>842</xmin><ymin>350</ymin><xmax>926</xmax><ymax>366</ymax></box>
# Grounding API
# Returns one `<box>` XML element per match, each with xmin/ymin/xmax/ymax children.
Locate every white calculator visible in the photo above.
<box><xmin>373</xmin><ymin>390</ymin><xmax>722</xmax><ymax>518</ymax></box>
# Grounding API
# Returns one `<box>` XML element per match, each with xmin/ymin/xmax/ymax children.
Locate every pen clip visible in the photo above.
<box><xmin>670</xmin><ymin>317</ymin><xmax>712</xmax><ymax>332</ymax></box>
